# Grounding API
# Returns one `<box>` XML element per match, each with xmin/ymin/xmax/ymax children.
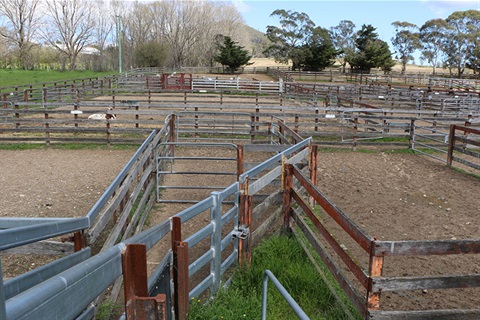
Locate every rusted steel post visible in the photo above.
<box><xmin>123</xmin><ymin>244</ymin><xmax>148</xmax><ymax>306</ymax></box>
<box><xmin>447</xmin><ymin>124</ymin><xmax>456</xmax><ymax>166</ymax></box>
<box><xmin>123</xmin><ymin>244</ymin><xmax>166</xmax><ymax>320</ymax></box>
<box><xmin>172</xmin><ymin>217</ymin><xmax>188</xmax><ymax>320</ymax></box>
<box><xmin>236</xmin><ymin>144</ymin><xmax>244</xmax><ymax>180</ymax></box>
<box><xmin>73</xmin><ymin>231</ymin><xmax>86</xmax><ymax>252</ymax></box>
<box><xmin>238</xmin><ymin>194</ymin><xmax>253</xmax><ymax>265</ymax></box>
<box><xmin>255</xmin><ymin>107</ymin><xmax>260</xmax><ymax>132</ymax></box>
<box><xmin>282</xmin><ymin>164</ymin><xmax>294</xmax><ymax>232</ymax></box>
<box><xmin>314</xmin><ymin>108</ymin><xmax>319</xmax><ymax>132</ymax></box>
<box><xmin>169</xmin><ymin>114</ymin><xmax>176</xmax><ymax>157</ymax></box>
<box><xmin>173</xmin><ymin>240</ymin><xmax>189</xmax><ymax>320</ymax></box>
<box><xmin>366</xmin><ymin>246</ymin><xmax>384</xmax><ymax>312</ymax></box>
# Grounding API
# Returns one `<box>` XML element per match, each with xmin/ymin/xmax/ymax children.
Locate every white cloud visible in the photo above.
<box><xmin>420</xmin><ymin>0</ymin><xmax>479</xmax><ymax>18</ymax></box>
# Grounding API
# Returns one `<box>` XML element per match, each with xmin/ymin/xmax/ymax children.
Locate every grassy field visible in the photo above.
<box><xmin>0</xmin><ymin>69</ymin><xmax>117</xmax><ymax>88</ymax></box>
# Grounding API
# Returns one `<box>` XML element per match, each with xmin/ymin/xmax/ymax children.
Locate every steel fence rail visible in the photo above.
<box><xmin>262</xmin><ymin>270</ymin><xmax>310</xmax><ymax>320</ymax></box>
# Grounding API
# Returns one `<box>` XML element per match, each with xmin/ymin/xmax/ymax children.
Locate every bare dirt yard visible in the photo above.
<box><xmin>0</xmin><ymin>148</ymin><xmax>135</xmax><ymax>277</ymax></box>
<box><xmin>1</xmin><ymin>147</ymin><xmax>479</xmax><ymax>312</ymax></box>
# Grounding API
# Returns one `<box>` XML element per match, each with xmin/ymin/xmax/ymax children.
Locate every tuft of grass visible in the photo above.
<box><xmin>188</xmin><ymin>235</ymin><xmax>356</xmax><ymax>320</ymax></box>
<box><xmin>96</xmin><ymin>300</ymin><xmax>123</xmax><ymax>320</ymax></box>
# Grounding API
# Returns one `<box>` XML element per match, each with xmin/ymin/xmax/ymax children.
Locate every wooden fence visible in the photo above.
<box><xmin>283</xmin><ymin>162</ymin><xmax>480</xmax><ymax>319</ymax></box>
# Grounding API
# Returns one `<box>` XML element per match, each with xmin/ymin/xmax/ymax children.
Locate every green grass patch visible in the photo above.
<box><xmin>0</xmin><ymin>69</ymin><xmax>116</xmax><ymax>88</ymax></box>
<box><xmin>188</xmin><ymin>235</ymin><xmax>355</xmax><ymax>320</ymax></box>
<box><xmin>450</xmin><ymin>167</ymin><xmax>480</xmax><ymax>180</ymax></box>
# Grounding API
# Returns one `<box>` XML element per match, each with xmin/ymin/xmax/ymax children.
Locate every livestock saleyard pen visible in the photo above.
<box><xmin>1</xmin><ymin>69</ymin><xmax>480</xmax><ymax>320</ymax></box>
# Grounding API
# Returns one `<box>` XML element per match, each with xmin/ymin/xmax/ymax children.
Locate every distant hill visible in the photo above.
<box><xmin>244</xmin><ymin>25</ymin><xmax>270</xmax><ymax>58</ymax></box>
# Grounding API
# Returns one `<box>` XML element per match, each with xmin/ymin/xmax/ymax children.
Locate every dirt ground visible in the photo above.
<box><xmin>0</xmin><ymin>148</ymin><xmax>135</xmax><ymax>277</ymax></box>
<box><xmin>1</xmin><ymin>147</ymin><xmax>479</xmax><ymax>313</ymax></box>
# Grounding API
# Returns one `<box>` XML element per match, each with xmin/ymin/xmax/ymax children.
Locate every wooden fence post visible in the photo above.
<box><xmin>282</xmin><ymin>164</ymin><xmax>294</xmax><ymax>232</ymax></box>
<box><xmin>169</xmin><ymin>114</ymin><xmax>176</xmax><ymax>157</ymax></box>
<box><xmin>447</xmin><ymin>124</ymin><xmax>456</xmax><ymax>166</ymax></box>
<box><xmin>409</xmin><ymin>119</ymin><xmax>415</xmax><ymax>149</ymax></box>
<box><xmin>44</xmin><ymin>109</ymin><xmax>50</xmax><ymax>146</ymax></box>
<box><xmin>353</xmin><ymin>117</ymin><xmax>358</xmax><ymax>151</ymax></box>
<box><xmin>123</xmin><ymin>244</ymin><xmax>167</xmax><ymax>320</ymax></box>
<box><xmin>366</xmin><ymin>242</ymin><xmax>384</xmax><ymax>313</ymax></box>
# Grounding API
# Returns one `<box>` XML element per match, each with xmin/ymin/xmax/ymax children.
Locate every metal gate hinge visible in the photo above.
<box><xmin>232</xmin><ymin>227</ymin><xmax>249</xmax><ymax>240</ymax></box>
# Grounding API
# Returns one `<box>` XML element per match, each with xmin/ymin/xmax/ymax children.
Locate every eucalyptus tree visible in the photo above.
<box><xmin>264</xmin><ymin>9</ymin><xmax>315</xmax><ymax>70</ymax></box>
<box><xmin>444</xmin><ymin>10</ymin><xmax>480</xmax><ymax>78</ymax></box>
<box><xmin>42</xmin><ymin>0</ymin><xmax>97</xmax><ymax>70</ymax></box>
<box><xmin>419</xmin><ymin>18</ymin><xmax>448</xmax><ymax>75</ymax></box>
<box><xmin>330</xmin><ymin>20</ymin><xmax>356</xmax><ymax>73</ymax></box>
<box><xmin>391</xmin><ymin>21</ymin><xmax>421</xmax><ymax>74</ymax></box>
<box><xmin>0</xmin><ymin>0</ymin><xmax>40</xmax><ymax>69</ymax></box>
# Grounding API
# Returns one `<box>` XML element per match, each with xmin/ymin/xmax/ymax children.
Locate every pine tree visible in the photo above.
<box><xmin>214</xmin><ymin>36</ymin><xmax>252</xmax><ymax>73</ymax></box>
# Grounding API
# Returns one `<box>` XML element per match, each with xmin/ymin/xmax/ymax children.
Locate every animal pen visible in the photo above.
<box><xmin>0</xmin><ymin>70</ymin><xmax>480</xmax><ymax>319</ymax></box>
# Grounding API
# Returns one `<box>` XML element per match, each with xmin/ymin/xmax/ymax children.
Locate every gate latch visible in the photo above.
<box><xmin>232</xmin><ymin>227</ymin><xmax>249</xmax><ymax>240</ymax></box>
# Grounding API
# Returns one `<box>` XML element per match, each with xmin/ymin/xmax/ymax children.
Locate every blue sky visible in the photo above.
<box><xmin>227</xmin><ymin>0</ymin><xmax>480</xmax><ymax>63</ymax></box>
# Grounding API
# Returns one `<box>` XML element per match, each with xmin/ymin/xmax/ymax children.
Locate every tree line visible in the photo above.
<box><xmin>0</xmin><ymin>0</ymin><xmax>479</xmax><ymax>77</ymax></box>
<box><xmin>0</xmin><ymin>0</ymin><xmax>248</xmax><ymax>71</ymax></box>
<box><xmin>264</xmin><ymin>9</ymin><xmax>480</xmax><ymax>77</ymax></box>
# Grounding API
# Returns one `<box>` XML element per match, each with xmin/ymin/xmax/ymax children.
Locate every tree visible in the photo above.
<box><xmin>391</xmin><ymin>21</ymin><xmax>421</xmax><ymax>74</ymax></box>
<box><xmin>302</xmin><ymin>27</ymin><xmax>337</xmax><ymax>71</ymax></box>
<box><xmin>42</xmin><ymin>0</ymin><xmax>96</xmax><ymax>70</ymax></box>
<box><xmin>444</xmin><ymin>10</ymin><xmax>480</xmax><ymax>78</ymax></box>
<box><xmin>263</xmin><ymin>9</ymin><xmax>315</xmax><ymax>70</ymax></box>
<box><xmin>214</xmin><ymin>36</ymin><xmax>251</xmax><ymax>73</ymax></box>
<box><xmin>350</xmin><ymin>24</ymin><xmax>395</xmax><ymax>73</ymax></box>
<box><xmin>330</xmin><ymin>20</ymin><xmax>356</xmax><ymax>73</ymax></box>
<box><xmin>134</xmin><ymin>41</ymin><xmax>167</xmax><ymax>67</ymax></box>
<box><xmin>419</xmin><ymin>19</ymin><xmax>448</xmax><ymax>75</ymax></box>
<box><xmin>0</xmin><ymin>0</ymin><xmax>40</xmax><ymax>69</ymax></box>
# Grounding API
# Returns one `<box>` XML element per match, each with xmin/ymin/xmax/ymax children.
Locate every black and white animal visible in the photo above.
<box><xmin>88</xmin><ymin>107</ymin><xmax>116</xmax><ymax>120</ymax></box>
